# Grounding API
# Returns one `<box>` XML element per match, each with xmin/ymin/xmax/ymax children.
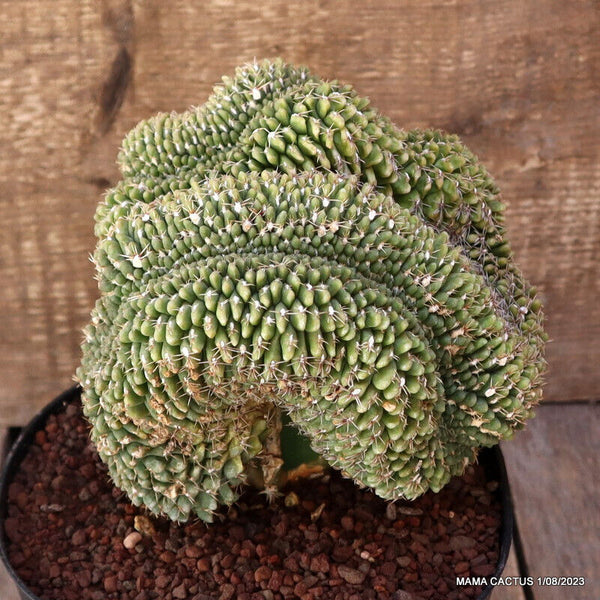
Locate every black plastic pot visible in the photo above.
<box><xmin>0</xmin><ymin>386</ymin><xmax>80</xmax><ymax>600</ymax></box>
<box><xmin>0</xmin><ymin>387</ymin><xmax>513</xmax><ymax>600</ymax></box>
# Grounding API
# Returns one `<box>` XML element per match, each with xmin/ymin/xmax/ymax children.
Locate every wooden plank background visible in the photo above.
<box><xmin>1</xmin><ymin>0</ymin><xmax>599</xmax><ymax>425</ymax></box>
<box><xmin>502</xmin><ymin>404</ymin><xmax>600</xmax><ymax>599</ymax></box>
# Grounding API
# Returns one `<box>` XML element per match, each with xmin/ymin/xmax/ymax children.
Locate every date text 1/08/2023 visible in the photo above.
<box><xmin>456</xmin><ymin>576</ymin><xmax>586</xmax><ymax>587</ymax></box>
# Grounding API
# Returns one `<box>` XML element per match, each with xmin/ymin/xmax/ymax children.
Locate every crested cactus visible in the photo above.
<box><xmin>77</xmin><ymin>59</ymin><xmax>546</xmax><ymax>523</ymax></box>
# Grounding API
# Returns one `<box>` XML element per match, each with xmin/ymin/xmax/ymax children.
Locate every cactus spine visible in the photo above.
<box><xmin>77</xmin><ymin>59</ymin><xmax>546</xmax><ymax>522</ymax></box>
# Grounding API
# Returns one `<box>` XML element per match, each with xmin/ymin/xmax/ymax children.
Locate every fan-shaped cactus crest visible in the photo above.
<box><xmin>77</xmin><ymin>59</ymin><xmax>546</xmax><ymax>522</ymax></box>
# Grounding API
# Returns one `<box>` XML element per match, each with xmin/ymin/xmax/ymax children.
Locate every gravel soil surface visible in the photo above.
<box><xmin>4</xmin><ymin>401</ymin><xmax>501</xmax><ymax>600</ymax></box>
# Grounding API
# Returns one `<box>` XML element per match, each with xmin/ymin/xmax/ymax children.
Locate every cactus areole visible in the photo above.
<box><xmin>77</xmin><ymin>59</ymin><xmax>546</xmax><ymax>523</ymax></box>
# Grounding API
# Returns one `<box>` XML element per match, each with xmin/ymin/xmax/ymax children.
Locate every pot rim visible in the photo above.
<box><xmin>0</xmin><ymin>386</ymin><xmax>80</xmax><ymax>600</ymax></box>
<box><xmin>0</xmin><ymin>386</ymin><xmax>513</xmax><ymax>600</ymax></box>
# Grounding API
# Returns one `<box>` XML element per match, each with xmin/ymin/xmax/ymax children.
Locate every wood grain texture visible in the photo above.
<box><xmin>0</xmin><ymin>566</ymin><xmax>19</xmax><ymax>600</ymax></box>
<box><xmin>502</xmin><ymin>404</ymin><xmax>600</xmax><ymax>600</ymax></box>
<box><xmin>1</xmin><ymin>0</ymin><xmax>599</xmax><ymax>424</ymax></box>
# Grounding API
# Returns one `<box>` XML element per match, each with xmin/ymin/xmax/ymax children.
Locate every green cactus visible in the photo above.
<box><xmin>77</xmin><ymin>59</ymin><xmax>546</xmax><ymax>522</ymax></box>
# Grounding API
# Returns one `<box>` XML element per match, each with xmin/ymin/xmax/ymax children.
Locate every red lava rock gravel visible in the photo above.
<box><xmin>3</xmin><ymin>400</ymin><xmax>501</xmax><ymax>600</ymax></box>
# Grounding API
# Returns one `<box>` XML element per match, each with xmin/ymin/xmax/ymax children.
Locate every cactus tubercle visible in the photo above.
<box><xmin>77</xmin><ymin>59</ymin><xmax>546</xmax><ymax>522</ymax></box>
